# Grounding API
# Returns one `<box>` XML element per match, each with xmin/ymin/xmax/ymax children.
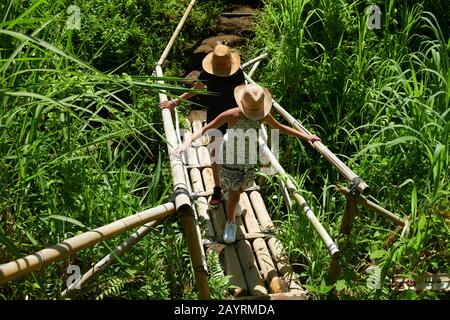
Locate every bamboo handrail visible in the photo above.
<box><xmin>247</xmin><ymin>59</ymin><xmax>262</xmax><ymax>78</ymax></box>
<box><xmin>153</xmin><ymin>0</ymin><xmax>210</xmax><ymax>298</ymax></box>
<box><xmin>61</xmin><ymin>220</ymin><xmax>159</xmax><ymax>297</ymax></box>
<box><xmin>157</xmin><ymin>0</ymin><xmax>197</xmax><ymax>66</ymax></box>
<box><xmin>241</xmin><ymin>52</ymin><xmax>268</xmax><ymax>69</ymax></box>
<box><xmin>0</xmin><ymin>203</ymin><xmax>175</xmax><ymax>285</ymax></box>
<box><xmin>244</xmin><ymin>72</ymin><xmax>370</xmax><ymax>195</ymax></box>
<box><xmin>260</xmin><ymin>123</ymin><xmax>292</xmax><ymax>209</ymax></box>
<box><xmin>258</xmin><ymin>137</ymin><xmax>339</xmax><ymax>257</ymax></box>
<box><xmin>156</xmin><ymin>64</ymin><xmax>210</xmax><ymax>299</ymax></box>
<box><xmin>156</xmin><ymin>65</ymin><xmax>191</xmax><ymax>209</ymax></box>
<box><xmin>174</xmin><ymin>108</ymin><xmax>208</xmax><ymax>276</ymax></box>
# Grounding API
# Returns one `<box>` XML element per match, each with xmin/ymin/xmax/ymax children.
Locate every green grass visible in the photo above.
<box><xmin>254</xmin><ymin>0</ymin><xmax>449</xmax><ymax>300</ymax></box>
<box><xmin>0</xmin><ymin>0</ymin><xmax>231</xmax><ymax>300</ymax></box>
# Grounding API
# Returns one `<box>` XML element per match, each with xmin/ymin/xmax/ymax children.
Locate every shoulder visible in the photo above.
<box><xmin>223</xmin><ymin>107</ymin><xmax>240</xmax><ymax>117</ymax></box>
<box><xmin>219</xmin><ymin>107</ymin><xmax>240</xmax><ymax>120</ymax></box>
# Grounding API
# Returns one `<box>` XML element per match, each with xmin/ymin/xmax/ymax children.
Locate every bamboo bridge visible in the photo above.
<box><xmin>0</xmin><ymin>0</ymin><xmax>406</xmax><ymax>300</ymax></box>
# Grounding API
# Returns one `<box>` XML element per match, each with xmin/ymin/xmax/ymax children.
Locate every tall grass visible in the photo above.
<box><xmin>255</xmin><ymin>0</ymin><xmax>449</xmax><ymax>299</ymax></box>
<box><xmin>0</xmin><ymin>0</ymin><xmax>227</xmax><ymax>300</ymax></box>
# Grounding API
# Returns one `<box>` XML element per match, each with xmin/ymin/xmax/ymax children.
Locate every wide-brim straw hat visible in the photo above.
<box><xmin>234</xmin><ymin>84</ymin><xmax>272</xmax><ymax>121</ymax></box>
<box><xmin>202</xmin><ymin>44</ymin><xmax>241</xmax><ymax>77</ymax></box>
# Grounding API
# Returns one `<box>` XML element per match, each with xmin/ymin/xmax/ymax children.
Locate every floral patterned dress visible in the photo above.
<box><xmin>218</xmin><ymin>116</ymin><xmax>261</xmax><ymax>191</ymax></box>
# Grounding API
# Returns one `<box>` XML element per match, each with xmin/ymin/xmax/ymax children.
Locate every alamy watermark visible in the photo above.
<box><xmin>366</xmin><ymin>5</ymin><xmax>381</xmax><ymax>30</ymax></box>
<box><xmin>366</xmin><ymin>265</ymin><xmax>382</xmax><ymax>289</ymax></box>
<box><xmin>66</xmin><ymin>5</ymin><xmax>81</xmax><ymax>30</ymax></box>
<box><xmin>66</xmin><ymin>264</ymin><xmax>81</xmax><ymax>290</ymax></box>
<box><xmin>180</xmin><ymin>128</ymin><xmax>279</xmax><ymax>166</ymax></box>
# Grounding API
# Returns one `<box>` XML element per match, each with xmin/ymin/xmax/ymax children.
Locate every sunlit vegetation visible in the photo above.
<box><xmin>0</xmin><ymin>0</ymin><xmax>448</xmax><ymax>300</ymax></box>
<box><xmin>255</xmin><ymin>0</ymin><xmax>449</xmax><ymax>299</ymax></box>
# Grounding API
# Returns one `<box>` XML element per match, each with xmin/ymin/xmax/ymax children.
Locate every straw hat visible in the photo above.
<box><xmin>202</xmin><ymin>44</ymin><xmax>241</xmax><ymax>77</ymax></box>
<box><xmin>234</xmin><ymin>84</ymin><xmax>272</xmax><ymax>121</ymax></box>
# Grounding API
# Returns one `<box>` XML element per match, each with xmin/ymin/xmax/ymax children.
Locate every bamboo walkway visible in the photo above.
<box><xmin>183</xmin><ymin>110</ymin><xmax>307</xmax><ymax>300</ymax></box>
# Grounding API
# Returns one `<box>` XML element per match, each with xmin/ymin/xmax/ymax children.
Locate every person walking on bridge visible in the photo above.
<box><xmin>172</xmin><ymin>83</ymin><xmax>321</xmax><ymax>244</ymax></box>
<box><xmin>160</xmin><ymin>44</ymin><xmax>245</xmax><ymax>208</ymax></box>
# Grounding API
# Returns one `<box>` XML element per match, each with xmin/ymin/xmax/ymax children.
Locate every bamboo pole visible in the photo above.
<box><xmin>258</xmin><ymin>137</ymin><xmax>339</xmax><ymax>257</ymax></box>
<box><xmin>156</xmin><ymin>0</ymin><xmax>197</xmax><ymax>66</ymax></box>
<box><xmin>62</xmin><ymin>220</ymin><xmax>159</xmax><ymax>297</ymax></box>
<box><xmin>195</xmin><ymin>197</ymin><xmax>215</xmax><ymax>239</ymax></box>
<box><xmin>189</xmin><ymin>167</ymin><xmax>204</xmax><ymax>193</ymax></box>
<box><xmin>236</xmin><ymin>193</ymin><xmax>284</xmax><ymax>293</ymax></box>
<box><xmin>234</xmin><ymin>215</ymin><xmax>247</xmax><ymax>242</ymax></box>
<box><xmin>210</xmin><ymin>204</ymin><xmax>227</xmax><ymax>241</ymax></box>
<box><xmin>241</xmin><ymin>52</ymin><xmax>268</xmax><ymax>69</ymax></box>
<box><xmin>201</xmin><ymin>167</ymin><xmax>215</xmax><ymax>192</ymax></box>
<box><xmin>267</xmin><ymin>238</ymin><xmax>306</xmax><ymax>295</ymax></box>
<box><xmin>235</xmin><ymin>240</ymin><xmax>268</xmax><ymax>296</ymax></box>
<box><xmin>248</xmin><ymin>191</ymin><xmax>274</xmax><ymax>232</ymax></box>
<box><xmin>187</xmin><ymin>147</ymin><xmax>199</xmax><ymax>166</ymax></box>
<box><xmin>247</xmin><ymin>59</ymin><xmax>262</xmax><ymax>79</ymax></box>
<box><xmin>260</xmin><ymin>123</ymin><xmax>293</xmax><ymax>209</ymax></box>
<box><xmin>267</xmin><ymin>238</ymin><xmax>292</xmax><ymax>277</ymax></box>
<box><xmin>238</xmin><ymin>192</ymin><xmax>261</xmax><ymax>234</ymax></box>
<box><xmin>236</xmin><ymin>232</ymin><xmax>273</xmax><ymax>241</ymax></box>
<box><xmin>224</xmin><ymin>246</ymin><xmax>248</xmax><ymax>297</ymax></box>
<box><xmin>0</xmin><ymin>203</ymin><xmax>175</xmax><ymax>285</ymax></box>
<box><xmin>192</xmin><ymin>120</ymin><xmax>207</xmax><ymax>145</ymax></box>
<box><xmin>337</xmin><ymin>187</ymin><xmax>404</xmax><ymax>226</ymax></box>
<box><xmin>197</xmin><ymin>146</ymin><xmax>212</xmax><ymax>166</ymax></box>
<box><xmin>189</xmin><ymin>168</ymin><xmax>215</xmax><ymax>238</ymax></box>
<box><xmin>244</xmin><ymin>72</ymin><xmax>370</xmax><ymax>195</ymax></box>
<box><xmin>201</xmin><ymin>166</ymin><xmax>225</xmax><ymax>241</ymax></box>
<box><xmin>383</xmin><ymin>224</ymin><xmax>403</xmax><ymax>248</ymax></box>
<box><xmin>175</xmin><ymin>110</ymin><xmax>209</xmax><ymax>263</ymax></box>
<box><xmin>156</xmin><ymin>65</ymin><xmax>191</xmax><ymax>210</ymax></box>
<box><xmin>253</xmin><ymin>238</ymin><xmax>285</xmax><ymax>294</ymax></box>
<box><xmin>156</xmin><ymin>65</ymin><xmax>210</xmax><ymax>299</ymax></box>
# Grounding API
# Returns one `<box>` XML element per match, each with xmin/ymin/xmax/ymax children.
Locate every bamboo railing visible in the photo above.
<box><xmin>156</xmin><ymin>0</ymin><xmax>197</xmax><ymax>66</ymax></box>
<box><xmin>155</xmin><ymin>59</ymin><xmax>210</xmax><ymax>302</ymax></box>
<box><xmin>61</xmin><ymin>220</ymin><xmax>160</xmax><ymax>297</ymax></box>
<box><xmin>154</xmin><ymin>0</ymin><xmax>210</xmax><ymax>299</ymax></box>
<box><xmin>258</xmin><ymin>137</ymin><xmax>339</xmax><ymax>257</ymax></box>
<box><xmin>0</xmin><ymin>203</ymin><xmax>175</xmax><ymax>285</ymax></box>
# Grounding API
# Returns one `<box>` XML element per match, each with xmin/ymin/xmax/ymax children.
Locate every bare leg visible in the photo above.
<box><xmin>226</xmin><ymin>190</ymin><xmax>241</xmax><ymax>223</ymax></box>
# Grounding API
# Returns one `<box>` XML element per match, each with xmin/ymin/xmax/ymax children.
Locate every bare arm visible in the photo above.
<box><xmin>263</xmin><ymin>113</ymin><xmax>321</xmax><ymax>148</ymax></box>
<box><xmin>160</xmin><ymin>81</ymin><xmax>205</xmax><ymax>109</ymax></box>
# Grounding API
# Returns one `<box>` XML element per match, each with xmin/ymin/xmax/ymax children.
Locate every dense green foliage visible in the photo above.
<box><xmin>0</xmin><ymin>0</ymin><xmax>229</xmax><ymax>299</ymax></box>
<box><xmin>255</xmin><ymin>0</ymin><xmax>449</xmax><ymax>299</ymax></box>
<box><xmin>0</xmin><ymin>0</ymin><xmax>448</xmax><ymax>300</ymax></box>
